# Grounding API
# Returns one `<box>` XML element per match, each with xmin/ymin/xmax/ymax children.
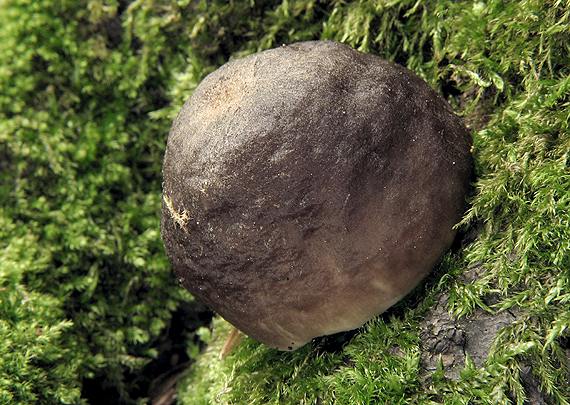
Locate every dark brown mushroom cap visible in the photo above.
<box><xmin>161</xmin><ymin>40</ymin><xmax>472</xmax><ymax>350</ymax></box>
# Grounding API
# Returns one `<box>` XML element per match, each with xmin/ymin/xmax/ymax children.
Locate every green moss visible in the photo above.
<box><xmin>1</xmin><ymin>0</ymin><xmax>568</xmax><ymax>403</ymax></box>
<box><xmin>178</xmin><ymin>1</ymin><xmax>569</xmax><ymax>404</ymax></box>
<box><xmin>0</xmin><ymin>0</ymin><xmax>202</xmax><ymax>402</ymax></box>
<box><xmin>0</xmin><ymin>212</ymin><xmax>81</xmax><ymax>404</ymax></box>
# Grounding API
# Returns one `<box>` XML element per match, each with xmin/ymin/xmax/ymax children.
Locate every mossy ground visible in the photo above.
<box><xmin>0</xmin><ymin>0</ymin><xmax>568</xmax><ymax>404</ymax></box>
<box><xmin>177</xmin><ymin>1</ymin><xmax>569</xmax><ymax>404</ymax></box>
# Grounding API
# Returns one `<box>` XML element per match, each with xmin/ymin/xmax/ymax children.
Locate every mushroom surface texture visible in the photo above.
<box><xmin>161</xmin><ymin>40</ymin><xmax>472</xmax><ymax>351</ymax></box>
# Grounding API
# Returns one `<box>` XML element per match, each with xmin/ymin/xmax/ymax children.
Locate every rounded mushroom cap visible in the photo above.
<box><xmin>161</xmin><ymin>41</ymin><xmax>472</xmax><ymax>350</ymax></box>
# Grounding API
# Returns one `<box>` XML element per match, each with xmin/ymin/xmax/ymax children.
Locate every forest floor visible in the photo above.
<box><xmin>1</xmin><ymin>1</ymin><xmax>568</xmax><ymax>404</ymax></box>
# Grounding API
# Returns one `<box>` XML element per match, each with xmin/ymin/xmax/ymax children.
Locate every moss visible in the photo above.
<box><xmin>1</xmin><ymin>0</ymin><xmax>568</xmax><ymax>403</ymax></box>
<box><xmin>0</xmin><ymin>212</ymin><xmax>81</xmax><ymax>404</ymax></box>
<box><xmin>0</xmin><ymin>0</ymin><xmax>202</xmax><ymax>402</ymax></box>
<box><xmin>177</xmin><ymin>1</ymin><xmax>570</xmax><ymax>404</ymax></box>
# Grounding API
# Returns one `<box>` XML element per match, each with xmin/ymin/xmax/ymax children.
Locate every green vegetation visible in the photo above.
<box><xmin>0</xmin><ymin>0</ymin><xmax>568</xmax><ymax>404</ymax></box>
<box><xmin>0</xmin><ymin>1</ymin><xmax>199</xmax><ymax>403</ymax></box>
<box><xmin>178</xmin><ymin>1</ymin><xmax>570</xmax><ymax>404</ymax></box>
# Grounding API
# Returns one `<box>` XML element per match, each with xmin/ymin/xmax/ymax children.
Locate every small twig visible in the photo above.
<box><xmin>219</xmin><ymin>327</ymin><xmax>243</xmax><ymax>359</ymax></box>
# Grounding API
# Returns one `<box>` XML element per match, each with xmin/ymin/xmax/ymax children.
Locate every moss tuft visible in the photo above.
<box><xmin>177</xmin><ymin>1</ymin><xmax>569</xmax><ymax>404</ymax></box>
<box><xmin>1</xmin><ymin>0</ymin><xmax>568</xmax><ymax>403</ymax></box>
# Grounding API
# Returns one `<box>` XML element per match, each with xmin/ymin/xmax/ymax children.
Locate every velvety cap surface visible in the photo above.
<box><xmin>161</xmin><ymin>41</ymin><xmax>472</xmax><ymax>350</ymax></box>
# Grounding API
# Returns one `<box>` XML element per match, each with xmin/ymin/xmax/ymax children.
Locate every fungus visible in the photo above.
<box><xmin>161</xmin><ymin>41</ymin><xmax>472</xmax><ymax>351</ymax></box>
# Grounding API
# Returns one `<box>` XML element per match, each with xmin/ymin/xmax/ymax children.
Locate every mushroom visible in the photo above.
<box><xmin>161</xmin><ymin>41</ymin><xmax>472</xmax><ymax>351</ymax></box>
